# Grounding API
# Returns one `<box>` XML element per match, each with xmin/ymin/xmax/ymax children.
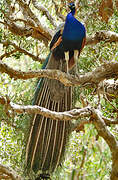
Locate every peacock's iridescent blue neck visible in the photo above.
<box><xmin>62</xmin><ymin>11</ymin><xmax>86</xmax><ymax>41</ymax></box>
<box><xmin>71</xmin><ymin>9</ymin><xmax>76</xmax><ymax>16</ymax></box>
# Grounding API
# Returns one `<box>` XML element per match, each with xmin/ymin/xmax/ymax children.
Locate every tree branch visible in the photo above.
<box><xmin>1</xmin><ymin>94</ymin><xmax>118</xmax><ymax>160</ymax></box>
<box><xmin>10</xmin><ymin>102</ymin><xmax>92</xmax><ymax>121</ymax></box>
<box><xmin>1</xmin><ymin>40</ymin><xmax>45</xmax><ymax>62</ymax></box>
<box><xmin>2</xmin><ymin>96</ymin><xmax>118</xmax><ymax>157</ymax></box>
<box><xmin>1</xmin><ymin>60</ymin><xmax>118</xmax><ymax>86</ymax></box>
<box><xmin>97</xmin><ymin>80</ymin><xmax>118</xmax><ymax>98</ymax></box>
<box><xmin>0</xmin><ymin>164</ymin><xmax>22</xmax><ymax>180</ymax></box>
<box><xmin>92</xmin><ymin>108</ymin><xmax>118</xmax><ymax>152</ymax></box>
<box><xmin>0</xmin><ymin>117</ymin><xmax>21</xmax><ymax>130</ymax></box>
<box><xmin>15</xmin><ymin>0</ymin><xmax>52</xmax><ymax>40</ymax></box>
<box><xmin>86</xmin><ymin>31</ymin><xmax>118</xmax><ymax>45</ymax></box>
<box><xmin>0</xmin><ymin>95</ymin><xmax>118</xmax><ymax>126</ymax></box>
<box><xmin>32</xmin><ymin>0</ymin><xmax>57</xmax><ymax>28</ymax></box>
<box><xmin>103</xmin><ymin>117</ymin><xmax>118</xmax><ymax>126</ymax></box>
<box><xmin>0</xmin><ymin>50</ymin><xmax>17</xmax><ymax>60</ymax></box>
<box><xmin>2</xmin><ymin>4</ymin><xmax>118</xmax><ymax>45</ymax></box>
<box><xmin>52</xmin><ymin>0</ymin><xmax>65</xmax><ymax>21</ymax></box>
<box><xmin>2</xmin><ymin>3</ymin><xmax>52</xmax><ymax>44</ymax></box>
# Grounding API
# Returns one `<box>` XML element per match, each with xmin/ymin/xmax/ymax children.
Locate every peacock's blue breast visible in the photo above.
<box><xmin>62</xmin><ymin>13</ymin><xmax>86</xmax><ymax>41</ymax></box>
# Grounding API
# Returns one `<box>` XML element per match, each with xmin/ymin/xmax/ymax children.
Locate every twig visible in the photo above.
<box><xmin>74</xmin><ymin>119</ymin><xmax>90</xmax><ymax>132</ymax></box>
<box><xmin>32</xmin><ymin>0</ymin><xmax>57</xmax><ymax>28</ymax></box>
<box><xmin>0</xmin><ymin>117</ymin><xmax>22</xmax><ymax>131</ymax></box>
<box><xmin>103</xmin><ymin>117</ymin><xmax>118</xmax><ymax>126</ymax></box>
<box><xmin>0</xmin><ymin>49</ymin><xmax>17</xmax><ymax>60</ymax></box>
<box><xmin>102</xmin><ymin>81</ymin><xmax>118</xmax><ymax>112</ymax></box>
<box><xmin>77</xmin><ymin>143</ymin><xmax>88</xmax><ymax>179</ymax></box>
<box><xmin>52</xmin><ymin>0</ymin><xmax>65</xmax><ymax>21</ymax></box>
<box><xmin>1</xmin><ymin>40</ymin><xmax>45</xmax><ymax>62</ymax></box>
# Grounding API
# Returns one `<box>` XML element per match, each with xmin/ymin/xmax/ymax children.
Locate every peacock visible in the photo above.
<box><xmin>50</xmin><ymin>2</ymin><xmax>86</xmax><ymax>73</ymax></box>
<box><xmin>25</xmin><ymin>2</ymin><xmax>86</xmax><ymax>179</ymax></box>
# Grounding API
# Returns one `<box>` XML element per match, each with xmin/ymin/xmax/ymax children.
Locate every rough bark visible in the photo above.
<box><xmin>0</xmin><ymin>60</ymin><xmax>118</xmax><ymax>87</ymax></box>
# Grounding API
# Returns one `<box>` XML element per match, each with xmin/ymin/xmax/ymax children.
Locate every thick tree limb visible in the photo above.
<box><xmin>91</xmin><ymin>109</ymin><xmax>118</xmax><ymax>180</ymax></box>
<box><xmin>0</xmin><ymin>95</ymin><xmax>118</xmax><ymax>126</ymax></box>
<box><xmin>4</xmin><ymin>18</ymin><xmax>50</xmax><ymax>44</ymax></box>
<box><xmin>4</xmin><ymin>18</ymin><xmax>33</xmax><ymax>36</ymax></box>
<box><xmin>10</xmin><ymin>103</ymin><xmax>118</xmax><ymax>126</ymax></box>
<box><xmin>92</xmin><ymin>109</ymin><xmax>118</xmax><ymax>180</ymax></box>
<box><xmin>1</xmin><ymin>60</ymin><xmax>118</xmax><ymax>86</ymax></box>
<box><xmin>86</xmin><ymin>31</ymin><xmax>118</xmax><ymax>45</ymax></box>
<box><xmin>2</xmin><ymin>1</ymin><xmax>118</xmax><ymax>45</ymax></box>
<box><xmin>3</xmin><ymin>1</ymin><xmax>52</xmax><ymax>44</ymax></box>
<box><xmin>2</xmin><ymin>8</ymin><xmax>118</xmax><ymax>45</ymax></box>
<box><xmin>15</xmin><ymin>0</ymin><xmax>52</xmax><ymax>40</ymax></box>
<box><xmin>10</xmin><ymin>102</ymin><xmax>92</xmax><ymax>121</ymax></box>
<box><xmin>1</xmin><ymin>96</ymin><xmax>118</xmax><ymax>156</ymax></box>
<box><xmin>92</xmin><ymin>109</ymin><xmax>118</xmax><ymax>151</ymax></box>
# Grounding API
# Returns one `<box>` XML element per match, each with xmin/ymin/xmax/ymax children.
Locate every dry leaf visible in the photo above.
<box><xmin>99</xmin><ymin>0</ymin><xmax>113</xmax><ymax>23</ymax></box>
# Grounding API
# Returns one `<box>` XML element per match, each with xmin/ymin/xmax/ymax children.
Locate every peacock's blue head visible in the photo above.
<box><xmin>68</xmin><ymin>2</ymin><xmax>76</xmax><ymax>15</ymax></box>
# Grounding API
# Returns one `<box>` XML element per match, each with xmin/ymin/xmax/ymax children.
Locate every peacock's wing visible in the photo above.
<box><xmin>25</xmin><ymin>53</ymin><xmax>73</xmax><ymax>175</ymax></box>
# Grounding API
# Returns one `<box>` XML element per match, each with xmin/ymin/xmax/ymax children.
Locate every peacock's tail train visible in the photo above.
<box><xmin>25</xmin><ymin>53</ymin><xmax>73</xmax><ymax>178</ymax></box>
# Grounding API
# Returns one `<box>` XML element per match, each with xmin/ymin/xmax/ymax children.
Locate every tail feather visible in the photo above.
<box><xmin>26</xmin><ymin>79</ymin><xmax>49</xmax><ymax>167</ymax></box>
<box><xmin>49</xmin><ymin>110</ymin><xmax>58</xmax><ymax>170</ymax></box>
<box><xmin>41</xmin><ymin>101</ymin><xmax>56</xmax><ymax>170</ymax></box>
<box><xmin>25</xmin><ymin>53</ymin><xmax>73</xmax><ymax>176</ymax></box>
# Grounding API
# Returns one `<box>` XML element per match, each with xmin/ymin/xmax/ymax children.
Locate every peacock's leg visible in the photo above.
<box><xmin>74</xmin><ymin>50</ymin><xmax>79</xmax><ymax>74</ymax></box>
<box><xmin>65</xmin><ymin>51</ymin><xmax>69</xmax><ymax>74</ymax></box>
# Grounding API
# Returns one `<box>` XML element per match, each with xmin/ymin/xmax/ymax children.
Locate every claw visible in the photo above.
<box><xmin>74</xmin><ymin>50</ymin><xmax>79</xmax><ymax>74</ymax></box>
<box><xmin>65</xmin><ymin>51</ymin><xmax>69</xmax><ymax>74</ymax></box>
